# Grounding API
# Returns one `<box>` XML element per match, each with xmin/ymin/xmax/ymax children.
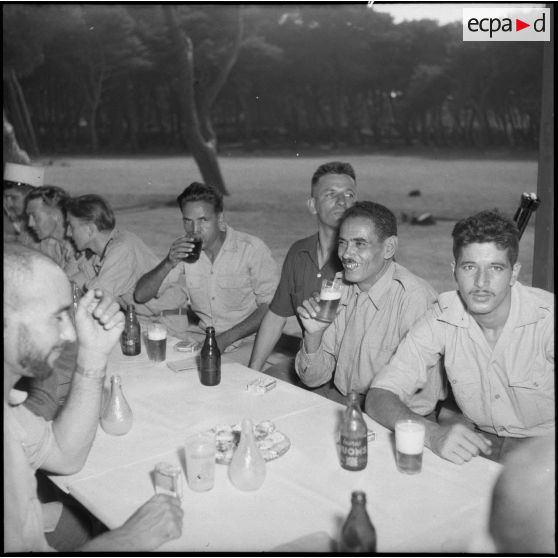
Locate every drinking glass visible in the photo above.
<box><xmin>395</xmin><ymin>419</ymin><xmax>425</xmax><ymax>474</ymax></box>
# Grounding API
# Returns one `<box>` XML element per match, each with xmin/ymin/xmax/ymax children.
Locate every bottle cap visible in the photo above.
<box><xmin>351</xmin><ymin>490</ymin><xmax>367</xmax><ymax>503</ymax></box>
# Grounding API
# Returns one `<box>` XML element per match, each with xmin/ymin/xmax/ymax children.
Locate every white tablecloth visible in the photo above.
<box><xmin>49</xmin><ymin>338</ymin><xmax>501</xmax><ymax>552</ymax></box>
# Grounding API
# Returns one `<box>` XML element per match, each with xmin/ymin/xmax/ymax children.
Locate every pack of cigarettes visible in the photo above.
<box><xmin>153</xmin><ymin>462</ymin><xmax>183</xmax><ymax>499</ymax></box>
<box><xmin>246</xmin><ymin>377</ymin><xmax>277</xmax><ymax>394</ymax></box>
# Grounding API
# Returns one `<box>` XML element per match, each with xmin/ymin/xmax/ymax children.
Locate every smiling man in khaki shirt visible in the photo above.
<box><xmin>295</xmin><ymin>201</ymin><xmax>445</xmax><ymax>411</ymax></box>
<box><xmin>367</xmin><ymin>210</ymin><xmax>554</xmax><ymax>464</ymax></box>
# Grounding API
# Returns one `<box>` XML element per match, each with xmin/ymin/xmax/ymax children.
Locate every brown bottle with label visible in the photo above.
<box><xmin>120</xmin><ymin>304</ymin><xmax>141</xmax><ymax>356</ymax></box>
<box><xmin>339</xmin><ymin>391</ymin><xmax>368</xmax><ymax>471</ymax></box>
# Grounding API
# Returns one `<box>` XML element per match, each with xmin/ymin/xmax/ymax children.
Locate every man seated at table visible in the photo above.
<box><xmin>3</xmin><ymin>161</ymin><xmax>43</xmax><ymax>246</ymax></box>
<box><xmin>135</xmin><ymin>182</ymin><xmax>278</xmax><ymax>365</ymax></box>
<box><xmin>366</xmin><ymin>210</ymin><xmax>554</xmax><ymax>464</ymax></box>
<box><xmin>487</xmin><ymin>435</ymin><xmax>554</xmax><ymax>554</ymax></box>
<box><xmin>65</xmin><ymin>194</ymin><xmax>188</xmax><ymax>336</ymax></box>
<box><xmin>249</xmin><ymin>161</ymin><xmax>357</xmax><ymax>384</ymax></box>
<box><xmin>4</xmin><ymin>243</ymin><xmax>183</xmax><ymax>552</ymax></box>
<box><xmin>295</xmin><ymin>201</ymin><xmax>445</xmax><ymax>411</ymax></box>
<box><xmin>17</xmin><ymin>185</ymin><xmax>81</xmax><ymax>421</ymax></box>
<box><xmin>25</xmin><ymin>185</ymin><xmax>82</xmax><ymax>275</ymax></box>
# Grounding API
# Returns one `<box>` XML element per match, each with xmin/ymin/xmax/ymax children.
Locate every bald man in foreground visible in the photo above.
<box><xmin>4</xmin><ymin>243</ymin><xmax>183</xmax><ymax>551</ymax></box>
<box><xmin>489</xmin><ymin>436</ymin><xmax>555</xmax><ymax>554</ymax></box>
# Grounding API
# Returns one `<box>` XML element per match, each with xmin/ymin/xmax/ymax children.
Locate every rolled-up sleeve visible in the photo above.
<box><xmin>371</xmin><ymin>309</ymin><xmax>445</xmax><ymax>405</ymax></box>
<box><xmin>295</xmin><ymin>323</ymin><xmax>339</xmax><ymax>388</ymax></box>
<box><xmin>12</xmin><ymin>405</ymin><xmax>54</xmax><ymax>471</ymax></box>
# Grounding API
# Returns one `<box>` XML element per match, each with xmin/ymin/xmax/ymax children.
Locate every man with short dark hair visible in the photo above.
<box><xmin>135</xmin><ymin>182</ymin><xmax>278</xmax><ymax>364</ymax></box>
<box><xmin>249</xmin><ymin>161</ymin><xmax>357</xmax><ymax>379</ymax></box>
<box><xmin>4</xmin><ymin>243</ymin><xmax>183</xmax><ymax>551</ymax></box>
<box><xmin>295</xmin><ymin>201</ymin><xmax>444</xmax><ymax>410</ymax></box>
<box><xmin>366</xmin><ymin>210</ymin><xmax>554</xmax><ymax>464</ymax></box>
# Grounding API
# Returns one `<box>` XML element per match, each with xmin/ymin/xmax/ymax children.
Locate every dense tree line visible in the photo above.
<box><xmin>4</xmin><ymin>4</ymin><xmax>544</xmax><ymax>157</ymax></box>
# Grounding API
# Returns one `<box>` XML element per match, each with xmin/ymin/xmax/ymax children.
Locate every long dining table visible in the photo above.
<box><xmin>49</xmin><ymin>337</ymin><xmax>502</xmax><ymax>553</ymax></box>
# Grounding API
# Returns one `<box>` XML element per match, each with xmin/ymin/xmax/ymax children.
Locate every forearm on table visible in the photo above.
<box><xmin>46</xmin><ymin>350</ymin><xmax>108</xmax><ymax>474</ymax></box>
<box><xmin>134</xmin><ymin>258</ymin><xmax>174</xmax><ymax>303</ymax></box>
<box><xmin>218</xmin><ymin>303</ymin><xmax>269</xmax><ymax>350</ymax></box>
<box><xmin>365</xmin><ymin>387</ymin><xmax>440</xmax><ymax>444</ymax></box>
<box><xmin>249</xmin><ymin>310</ymin><xmax>288</xmax><ymax>370</ymax></box>
<box><xmin>79</xmin><ymin>526</ymin><xmax>145</xmax><ymax>552</ymax></box>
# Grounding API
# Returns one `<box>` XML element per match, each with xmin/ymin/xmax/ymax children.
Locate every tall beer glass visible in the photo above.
<box><xmin>395</xmin><ymin>419</ymin><xmax>425</xmax><ymax>474</ymax></box>
<box><xmin>146</xmin><ymin>321</ymin><xmax>167</xmax><ymax>362</ymax></box>
<box><xmin>315</xmin><ymin>277</ymin><xmax>343</xmax><ymax>322</ymax></box>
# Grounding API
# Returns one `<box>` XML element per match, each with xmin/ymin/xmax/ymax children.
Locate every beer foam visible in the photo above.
<box><xmin>395</xmin><ymin>421</ymin><xmax>425</xmax><ymax>454</ymax></box>
<box><xmin>147</xmin><ymin>324</ymin><xmax>167</xmax><ymax>340</ymax></box>
<box><xmin>319</xmin><ymin>289</ymin><xmax>342</xmax><ymax>301</ymax></box>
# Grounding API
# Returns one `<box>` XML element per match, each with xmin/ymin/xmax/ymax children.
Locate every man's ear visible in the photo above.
<box><xmin>217</xmin><ymin>212</ymin><xmax>226</xmax><ymax>232</ymax></box>
<box><xmin>383</xmin><ymin>236</ymin><xmax>398</xmax><ymax>260</ymax></box>
<box><xmin>307</xmin><ymin>197</ymin><xmax>317</xmax><ymax>216</ymax></box>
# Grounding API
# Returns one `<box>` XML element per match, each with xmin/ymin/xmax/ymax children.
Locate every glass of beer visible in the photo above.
<box><xmin>395</xmin><ymin>419</ymin><xmax>425</xmax><ymax>474</ymax></box>
<box><xmin>146</xmin><ymin>321</ymin><xmax>167</xmax><ymax>362</ymax></box>
<box><xmin>182</xmin><ymin>234</ymin><xmax>202</xmax><ymax>263</ymax></box>
<box><xmin>315</xmin><ymin>277</ymin><xmax>343</xmax><ymax>322</ymax></box>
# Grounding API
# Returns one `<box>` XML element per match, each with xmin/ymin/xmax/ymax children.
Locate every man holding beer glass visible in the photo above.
<box><xmin>366</xmin><ymin>210</ymin><xmax>554</xmax><ymax>464</ymax></box>
<box><xmin>295</xmin><ymin>201</ymin><xmax>445</xmax><ymax>411</ymax></box>
<box><xmin>249</xmin><ymin>161</ymin><xmax>357</xmax><ymax>380</ymax></box>
<box><xmin>135</xmin><ymin>182</ymin><xmax>278</xmax><ymax>365</ymax></box>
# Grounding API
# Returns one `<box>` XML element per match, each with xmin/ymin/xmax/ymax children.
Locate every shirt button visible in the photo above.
<box><xmin>451</xmin><ymin>379</ymin><xmax>457</xmax><ymax>385</ymax></box>
<box><xmin>533</xmin><ymin>382</ymin><xmax>539</xmax><ymax>387</ymax></box>
<box><xmin>211</xmin><ymin>297</ymin><xmax>215</xmax><ymax>301</ymax></box>
<box><xmin>494</xmin><ymin>394</ymin><xmax>500</xmax><ymax>400</ymax></box>
<box><xmin>317</xmin><ymin>273</ymin><xmax>322</xmax><ymax>278</ymax></box>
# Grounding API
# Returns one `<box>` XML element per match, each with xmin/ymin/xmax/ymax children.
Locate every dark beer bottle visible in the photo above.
<box><xmin>339</xmin><ymin>391</ymin><xmax>368</xmax><ymax>471</ymax></box>
<box><xmin>121</xmin><ymin>304</ymin><xmax>141</xmax><ymax>356</ymax></box>
<box><xmin>200</xmin><ymin>326</ymin><xmax>221</xmax><ymax>386</ymax></box>
<box><xmin>339</xmin><ymin>491</ymin><xmax>377</xmax><ymax>553</ymax></box>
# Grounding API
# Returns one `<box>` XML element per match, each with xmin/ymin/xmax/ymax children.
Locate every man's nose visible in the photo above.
<box><xmin>474</xmin><ymin>268</ymin><xmax>488</xmax><ymax>287</ymax></box>
<box><xmin>335</xmin><ymin>193</ymin><xmax>349</xmax><ymax>207</ymax></box>
<box><xmin>28</xmin><ymin>215</ymin><xmax>35</xmax><ymax>227</ymax></box>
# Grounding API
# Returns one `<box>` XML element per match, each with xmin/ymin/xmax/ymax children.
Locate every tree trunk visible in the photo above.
<box><xmin>164</xmin><ymin>5</ymin><xmax>229</xmax><ymax>196</ymax></box>
<box><xmin>8</xmin><ymin>69</ymin><xmax>40</xmax><ymax>157</ymax></box>
<box><xmin>3</xmin><ymin>110</ymin><xmax>31</xmax><ymax>165</ymax></box>
<box><xmin>197</xmin><ymin>7</ymin><xmax>243</xmax><ymax>152</ymax></box>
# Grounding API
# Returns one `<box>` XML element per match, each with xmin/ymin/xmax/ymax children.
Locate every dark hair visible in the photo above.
<box><xmin>3</xmin><ymin>181</ymin><xmax>34</xmax><ymax>195</ymax></box>
<box><xmin>176</xmin><ymin>182</ymin><xmax>223</xmax><ymax>214</ymax></box>
<box><xmin>64</xmin><ymin>194</ymin><xmax>115</xmax><ymax>232</ymax></box>
<box><xmin>341</xmin><ymin>201</ymin><xmax>397</xmax><ymax>241</ymax></box>
<box><xmin>452</xmin><ymin>209</ymin><xmax>519</xmax><ymax>265</ymax></box>
<box><xmin>311</xmin><ymin>161</ymin><xmax>356</xmax><ymax>194</ymax></box>
<box><xmin>25</xmin><ymin>186</ymin><xmax>70</xmax><ymax>216</ymax></box>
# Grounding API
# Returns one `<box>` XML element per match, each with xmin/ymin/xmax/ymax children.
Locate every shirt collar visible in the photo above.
<box><xmin>436</xmin><ymin>282</ymin><xmax>548</xmax><ymax>328</ymax></box>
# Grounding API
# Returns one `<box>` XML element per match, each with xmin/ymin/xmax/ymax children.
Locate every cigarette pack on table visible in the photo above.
<box><xmin>246</xmin><ymin>377</ymin><xmax>277</xmax><ymax>394</ymax></box>
<box><xmin>153</xmin><ymin>462</ymin><xmax>183</xmax><ymax>499</ymax></box>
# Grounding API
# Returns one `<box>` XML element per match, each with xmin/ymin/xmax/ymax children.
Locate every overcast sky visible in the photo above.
<box><xmin>372</xmin><ymin>2</ymin><xmax>546</xmax><ymax>25</ymax></box>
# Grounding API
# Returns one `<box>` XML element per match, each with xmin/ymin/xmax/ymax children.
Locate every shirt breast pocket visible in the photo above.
<box><xmin>508</xmin><ymin>364</ymin><xmax>554</xmax><ymax>426</ymax></box>
<box><xmin>217</xmin><ymin>275</ymin><xmax>253</xmax><ymax>311</ymax></box>
<box><xmin>448</xmin><ymin>374</ymin><xmax>484</xmax><ymax>424</ymax></box>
